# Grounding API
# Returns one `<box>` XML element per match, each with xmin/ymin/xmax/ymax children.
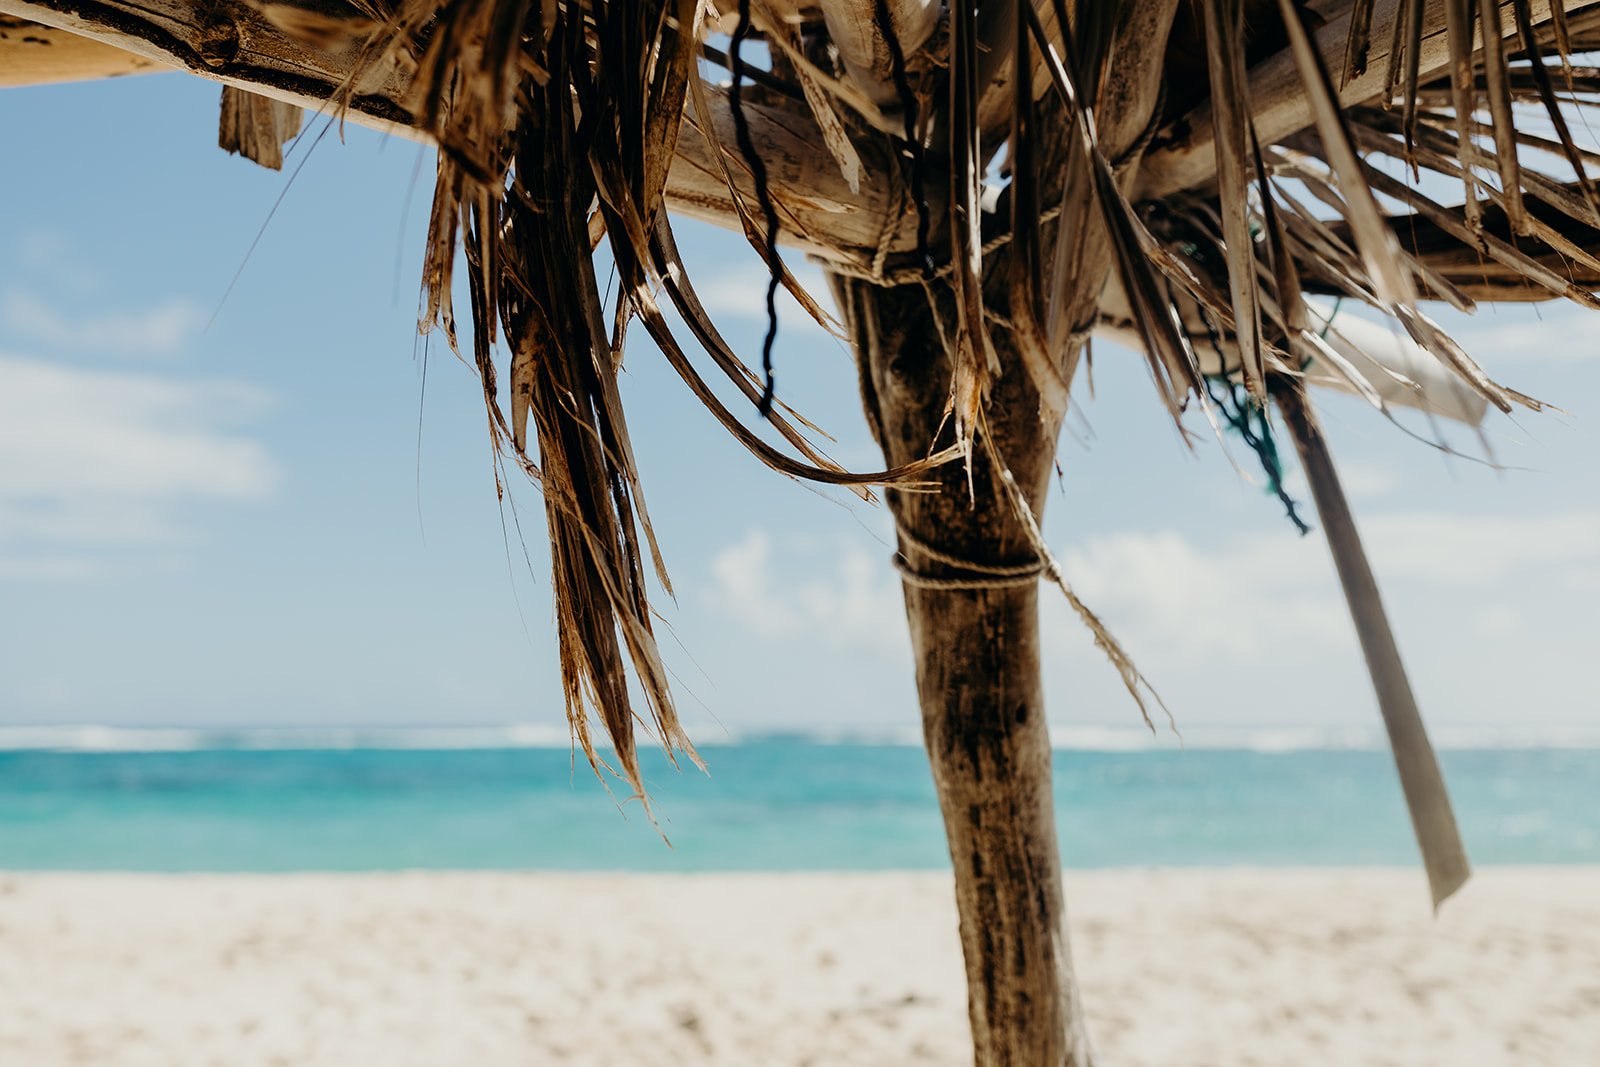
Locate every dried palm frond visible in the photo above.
<box><xmin>376</xmin><ymin>0</ymin><xmax>962</xmax><ymax>797</ymax></box>
<box><xmin>164</xmin><ymin>0</ymin><xmax>1600</xmax><ymax>814</ymax></box>
<box><xmin>218</xmin><ymin>86</ymin><xmax>303</xmax><ymax>170</ymax></box>
<box><xmin>1202</xmin><ymin>0</ymin><xmax>1268</xmax><ymax>396</ymax></box>
<box><xmin>1027</xmin><ymin>1</ymin><xmax>1201</xmax><ymax>428</ymax></box>
<box><xmin>945</xmin><ymin>0</ymin><xmax>999</xmax><ymax>469</ymax></box>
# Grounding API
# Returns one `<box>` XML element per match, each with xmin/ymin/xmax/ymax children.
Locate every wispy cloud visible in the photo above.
<box><xmin>0</xmin><ymin>555</ymin><xmax>104</xmax><ymax>582</ymax></box>
<box><xmin>0</xmin><ymin>354</ymin><xmax>278</xmax><ymax>579</ymax></box>
<box><xmin>1281</xmin><ymin>459</ymin><xmax>1402</xmax><ymax>502</ymax></box>
<box><xmin>707</xmin><ymin>529</ymin><xmax>908</xmax><ymax>654</ymax></box>
<box><xmin>1063</xmin><ymin>530</ymin><xmax>1349</xmax><ymax>663</ymax></box>
<box><xmin>689</xmin><ymin>264</ymin><xmax>843</xmax><ymax>343</ymax></box>
<box><xmin>1453</xmin><ymin>307</ymin><xmax>1596</xmax><ymax>362</ymax></box>
<box><xmin>16</xmin><ymin>232</ymin><xmax>103</xmax><ymax>291</ymax></box>
<box><xmin>1059</xmin><ymin>510</ymin><xmax>1600</xmax><ymax>666</ymax></box>
<box><xmin>1</xmin><ymin>289</ymin><xmax>206</xmax><ymax>357</ymax></box>
<box><xmin>1362</xmin><ymin>511</ymin><xmax>1600</xmax><ymax>585</ymax></box>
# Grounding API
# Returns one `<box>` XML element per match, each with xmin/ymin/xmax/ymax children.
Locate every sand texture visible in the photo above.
<box><xmin>1</xmin><ymin>869</ymin><xmax>1596</xmax><ymax>1066</ymax></box>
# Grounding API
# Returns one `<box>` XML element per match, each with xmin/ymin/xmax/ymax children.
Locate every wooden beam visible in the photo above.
<box><xmin>1315</xmin><ymin>183</ymin><xmax>1600</xmax><ymax>301</ymax></box>
<box><xmin>674</xmin><ymin>82</ymin><xmax>915</xmax><ymax>261</ymax></box>
<box><xmin>814</xmin><ymin>0</ymin><xmax>940</xmax><ymax>104</ymax></box>
<box><xmin>0</xmin><ymin>0</ymin><xmax>917</xmax><ymax>265</ymax></box>
<box><xmin>0</xmin><ymin>14</ymin><xmax>168</xmax><ymax>84</ymax></box>
<box><xmin>1137</xmin><ymin>0</ymin><xmax>1577</xmax><ymax>198</ymax></box>
<box><xmin>0</xmin><ymin>1</ymin><xmax>421</xmax><ymax>132</ymax></box>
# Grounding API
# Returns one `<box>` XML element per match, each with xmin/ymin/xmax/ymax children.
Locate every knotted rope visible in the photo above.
<box><xmin>892</xmin><ymin>521</ymin><xmax>1044</xmax><ymax>591</ymax></box>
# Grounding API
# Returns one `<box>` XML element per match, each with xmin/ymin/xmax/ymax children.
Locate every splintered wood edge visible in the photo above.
<box><xmin>0</xmin><ymin>15</ymin><xmax>169</xmax><ymax>85</ymax></box>
<box><xmin>0</xmin><ymin>0</ymin><xmax>910</xmax><ymax>265</ymax></box>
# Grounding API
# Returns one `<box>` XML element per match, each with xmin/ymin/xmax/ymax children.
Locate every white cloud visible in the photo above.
<box><xmin>1281</xmin><ymin>459</ymin><xmax>1401</xmax><ymax>501</ymax></box>
<box><xmin>1055</xmin><ymin>509</ymin><xmax>1600</xmax><ymax>667</ymax></box>
<box><xmin>1473</xmin><ymin>604</ymin><xmax>1525</xmax><ymax>638</ymax></box>
<box><xmin>707</xmin><ymin>529</ymin><xmax>908</xmax><ymax>654</ymax></box>
<box><xmin>701</xmin><ymin>507</ymin><xmax>1600</xmax><ymax>686</ymax></box>
<box><xmin>1452</xmin><ymin>309</ymin><xmax>1597</xmax><ymax>362</ymax></box>
<box><xmin>693</xmin><ymin>272</ymin><xmax>770</xmax><ymax>322</ymax></box>
<box><xmin>17</xmin><ymin>232</ymin><xmax>99</xmax><ymax>288</ymax></box>
<box><xmin>1362</xmin><ymin>511</ymin><xmax>1600</xmax><ymax>585</ymax></box>
<box><xmin>689</xmin><ymin>264</ymin><xmax>842</xmax><ymax>342</ymax></box>
<box><xmin>1062</xmin><ymin>530</ymin><xmax>1349</xmax><ymax>664</ymax></box>
<box><xmin>0</xmin><ymin>555</ymin><xmax>103</xmax><ymax>582</ymax></box>
<box><xmin>0</xmin><ymin>354</ymin><xmax>278</xmax><ymax>578</ymax></box>
<box><xmin>1</xmin><ymin>288</ymin><xmax>206</xmax><ymax>357</ymax></box>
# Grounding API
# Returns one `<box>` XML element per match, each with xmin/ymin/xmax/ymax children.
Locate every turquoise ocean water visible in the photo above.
<box><xmin>0</xmin><ymin>727</ymin><xmax>1595</xmax><ymax>871</ymax></box>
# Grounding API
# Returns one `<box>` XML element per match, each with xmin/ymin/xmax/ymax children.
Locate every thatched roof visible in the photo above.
<box><xmin>4</xmin><ymin>0</ymin><xmax>1596</xmax><ymax>889</ymax></box>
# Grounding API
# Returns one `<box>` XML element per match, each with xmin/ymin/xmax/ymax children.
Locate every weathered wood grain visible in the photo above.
<box><xmin>0</xmin><ymin>0</ymin><xmax>917</xmax><ymax>264</ymax></box>
<box><xmin>830</xmin><ymin>6</ymin><xmax>1180</xmax><ymax>1060</ymax></box>
<box><xmin>816</xmin><ymin>0</ymin><xmax>939</xmax><ymax>104</ymax></box>
<box><xmin>838</xmin><ymin>272</ymin><xmax>1096</xmax><ymax>1067</ymax></box>
<box><xmin>1138</xmin><ymin>0</ymin><xmax>1579</xmax><ymax>197</ymax></box>
<box><xmin>1320</xmin><ymin>185</ymin><xmax>1600</xmax><ymax>301</ymax></box>
<box><xmin>0</xmin><ymin>14</ymin><xmax>168</xmax><ymax>84</ymax></box>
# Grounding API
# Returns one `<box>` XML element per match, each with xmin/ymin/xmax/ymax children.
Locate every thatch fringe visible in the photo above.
<box><xmin>193</xmin><ymin>0</ymin><xmax>1600</xmax><ymax>806</ymax></box>
<box><xmin>217</xmin><ymin>86</ymin><xmax>303</xmax><ymax>170</ymax></box>
<box><xmin>395</xmin><ymin>0</ymin><xmax>959</xmax><ymax>797</ymax></box>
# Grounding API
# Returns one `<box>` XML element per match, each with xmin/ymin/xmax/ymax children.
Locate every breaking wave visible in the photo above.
<box><xmin>2</xmin><ymin>723</ymin><xmax>1598</xmax><ymax>753</ymax></box>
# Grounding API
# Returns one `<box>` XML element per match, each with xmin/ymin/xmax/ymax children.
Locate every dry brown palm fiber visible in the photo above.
<box><xmin>648</xmin><ymin>218</ymin><xmax>873</xmax><ymax>498</ymax></box>
<box><xmin>391</xmin><ymin>0</ymin><xmax>1009</xmax><ymax>797</ymax></box>
<box><xmin>873</xmin><ymin>0</ymin><xmax>935</xmax><ymax>275</ymax></box>
<box><xmin>1359</xmin><ymin>156</ymin><xmax>1600</xmax><ymax>313</ymax></box>
<box><xmin>1274</xmin><ymin>0</ymin><xmax>1418</xmax><ymax>309</ymax></box>
<box><xmin>163</xmin><ymin>0</ymin><xmax>1600</xmax><ymax>795</ymax></box>
<box><xmin>1252</xmin><ymin>130</ymin><xmax>1308</xmax><ymax>338</ymax></box>
<box><xmin>1343</xmin><ymin>0</ymin><xmax>1378</xmax><ymax>82</ymax></box>
<box><xmin>1511</xmin><ymin>0</ymin><xmax>1600</xmax><ymax>215</ymax></box>
<box><xmin>680</xmin><ymin>48</ymin><xmax>846</xmax><ymax>338</ymax></box>
<box><xmin>945</xmin><ymin>0</ymin><xmax>998</xmax><ymax>475</ymax></box>
<box><xmin>1027</xmin><ymin>1</ymin><xmax>1200</xmax><ymax>429</ymax></box>
<box><xmin>1006</xmin><ymin>0</ymin><xmax>1071</xmax><ymax>422</ymax></box>
<box><xmin>1442</xmin><ymin>0</ymin><xmax>1485</xmax><ymax>232</ymax></box>
<box><xmin>497</xmin><ymin>8</ymin><xmax>691</xmax><ymax>795</ymax></box>
<box><xmin>774</xmin><ymin>19</ymin><xmax>863</xmax><ymax>193</ymax></box>
<box><xmin>217</xmin><ymin>87</ymin><xmax>303</xmax><ymax>170</ymax></box>
<box><xmin>1201</xmin><ymin>0</ymin><xmax>1267</xmax><ymax>397</ymax></box>
<box><xmin>1349</xmin><ymin>123</ymin><xmax>1600</xmax><ymax>279</ymax></box>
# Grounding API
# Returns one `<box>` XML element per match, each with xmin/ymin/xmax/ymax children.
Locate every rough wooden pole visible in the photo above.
<box><xmin>819</xmin><ymin>7</ymin><xmax>1175</xmax><ymax>1060</ymax></box>
<box><xmin>835</xmin><ymin>275</ymin><xmax>1093</xmax><ymax>1067</ymax></box>
<box><xmin>1276</xmin><ymin>382</ymin><xmax>1471</xmax><ymax>908</ymax></box>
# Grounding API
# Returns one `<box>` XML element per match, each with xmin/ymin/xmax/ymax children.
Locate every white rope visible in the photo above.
<box><xmin>892</xmin><ymin>519</ymin><xmax>1044</xmax><ymax>590</ymax></box>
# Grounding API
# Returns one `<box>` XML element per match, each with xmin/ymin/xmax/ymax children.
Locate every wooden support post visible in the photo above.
<box><xmin>836</xmin><ymin>275</ymin><xmax>1095</xmax><ymax>1067</ymax></box>
<box><xmin>1276</xmin><ymin>382</ymin><xmax>1471</xmax><ymax>908</ymax></box>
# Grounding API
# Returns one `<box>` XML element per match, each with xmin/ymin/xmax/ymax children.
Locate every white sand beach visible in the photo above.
<box><xmin>1</xmin><ymin>869</ymin><xmax>1596</xmax><ymax>1066</ymax></box>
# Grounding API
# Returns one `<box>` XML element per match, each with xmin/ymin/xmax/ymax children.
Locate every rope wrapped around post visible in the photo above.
<box><xmin>892</xmin><ymin>521</ymin><xmax>1045</xmax><ymax>590</ymax></box>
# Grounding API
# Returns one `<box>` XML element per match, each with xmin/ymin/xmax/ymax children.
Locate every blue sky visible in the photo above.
<box><xmin>1</xmin><ymin>72</ymin><xmax>1597</xmax><ymax>742</ymax></box>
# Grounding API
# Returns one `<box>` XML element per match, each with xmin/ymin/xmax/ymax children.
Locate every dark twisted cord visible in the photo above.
<box><xmin>872</xmin><ymin>0</ymin><xmax>934</xmax><ymax>276</ymax></box>
<box><xmin>728</xmin><ymin>0</ymin><xmax>783</xmax><ymax>417</ymax></box>
<box><xmin>1197</xmin><ymin>311</ymin><xmax>1311</xmax><ymax>535</ymax></box>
